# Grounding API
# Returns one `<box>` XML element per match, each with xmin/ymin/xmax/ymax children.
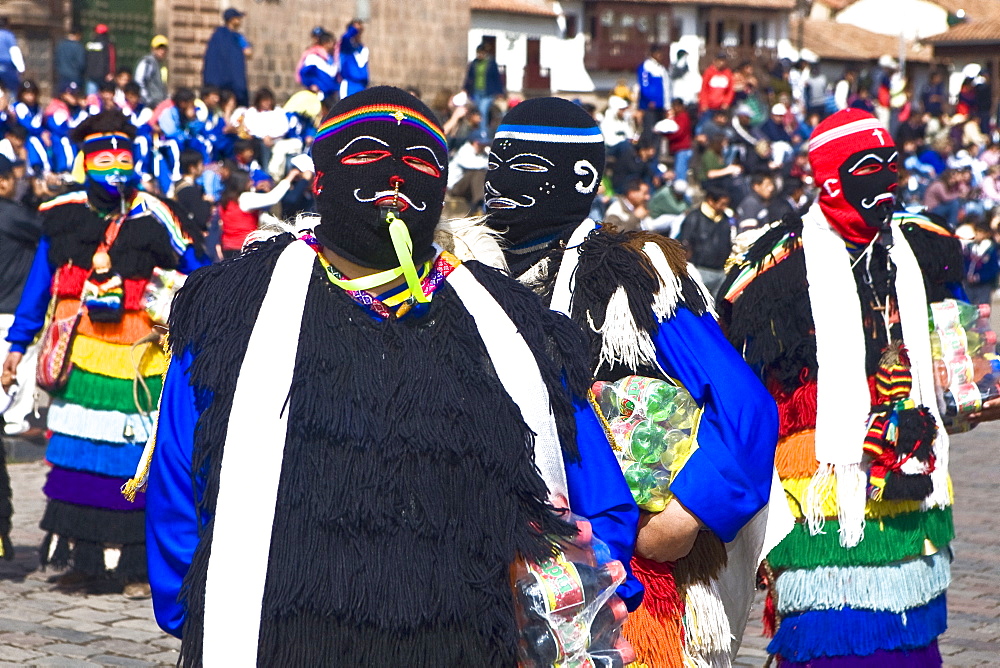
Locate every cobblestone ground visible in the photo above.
<box><xmin>0</xmin><ymin>421</ymin><xmax>997</xmax><ymax>666</ymax></box>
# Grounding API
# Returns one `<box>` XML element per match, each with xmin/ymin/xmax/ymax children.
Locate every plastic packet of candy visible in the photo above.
<box><xmin>928</xmin><ymin>299</ymin><xmax>999</xmax><ymax>424</ymax></box>
<box><xmin>513</xmin><ymin>514</ymin><xmax>636</xmax><ymax>667</ymax></box>
<box><xmin>590</xmin><ymin>375</ymin><xmax>701</xmax><ymax>512</ymax></box>
<box><xmin>142</xmin><ymin>267</ymin><xmax>187</xmax><ymax>326</ymax></box>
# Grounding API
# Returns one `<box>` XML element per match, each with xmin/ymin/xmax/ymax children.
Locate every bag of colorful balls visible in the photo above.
<box><xmin>590</xmin><ymin>376</ymin><xmax>702</xmax><ymax>512</ymax></box>
<box><xmin>928</xmin><ymin>299</ymin><xmax>999</xmax><ymax>425</ymax></box>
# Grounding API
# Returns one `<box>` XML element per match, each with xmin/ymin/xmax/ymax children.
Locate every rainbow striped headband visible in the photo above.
<box><xmin>83</xmin><ymin>132</ymin><xmax>133</xmax><ymax>148</ymax></box>
<box><xmin>315</xmin><ymin>104</ymin><xmax>447</xmax><ymax>152</ymax></box>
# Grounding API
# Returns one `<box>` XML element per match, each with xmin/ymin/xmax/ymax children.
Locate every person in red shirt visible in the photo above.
<box><xmin>698</xmin><ymin>52</ymin><xmax>735</xmax><ymax>117</ymax></box>
<box><xmin>661</xmin><ymin>98</ymin><xmax>693</xmax><ymax>189</ymax></box>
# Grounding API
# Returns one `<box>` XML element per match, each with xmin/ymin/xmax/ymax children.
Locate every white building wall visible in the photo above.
<box><xmin>835</xmin><ymin>0</ymin><xmax>949</xmax><ymax>40</ymax></box>
<box><xmin>469</xmin><ymin>11</ymin><xmax>563</xmax><ymax>94</ymax></box>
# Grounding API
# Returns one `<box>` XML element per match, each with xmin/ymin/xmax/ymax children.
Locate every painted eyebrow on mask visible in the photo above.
<box><xmin>405</xmin><ymin>145</ymin><xmax>444</xmax><ymax>168</ymax></box>
<box><xmin>337</xmin><ymin>135</ymin><xmax>389</xmax><ymax>155</ymax></box>
<box><xmin>847</xmin><ymin>153</ymin><xmax>885</xmax><ymax>172</ymax></box>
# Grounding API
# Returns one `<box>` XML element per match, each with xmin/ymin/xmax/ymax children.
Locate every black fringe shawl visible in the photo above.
<box><xmin>719</xmin><ymin>214</ymin><xmax>964</xmax><ymax>394</ymax></box>
<box><xmin>42</xmin><ymin>200</ymin><xmax>180</xmax><ymax>278</ymax></box>
<box><xmin>518</xmin><ymin>226</ymin><xmax>710</xmax><ymax>382</ymax></box>
<box><xmin>167</xmin><ymin>234</ymin><xmax>589</xmax><ymax>667</ymax></box>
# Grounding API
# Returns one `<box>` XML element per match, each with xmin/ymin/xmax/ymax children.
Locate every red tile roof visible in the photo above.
<box><xmin>793</xmin><ymin>17</ymin><xmax>933</xmax><ymax>63</ymax></box>
<box><xmin>471</xmin><ymin>0</ymin><xmax>558</xmax><ymax>17</ymax></box>
<box><xmin>923</xmin><ymin>17</ymin><xmax>1000</xmax><ymax>44</ymax></box>
<box><xmin>581</xmin><ymin>0</ymin><xmax>796</xmax><ymax>7</ymax></box>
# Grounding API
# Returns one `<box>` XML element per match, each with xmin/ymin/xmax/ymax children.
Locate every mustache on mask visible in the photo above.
<box><xmin>353</xmin><ymin>188</ymin><xmax>426</xmax><ymax>212</ymax></box>
<box><xmin>484</xmin><ymin>181</ymin><xmax>535</xmax><ymax>210</ymax></box>
<box><xmin>860</xmin><ymin>192</ymin><xmax>894</xmax><ymax>209</ymax></box>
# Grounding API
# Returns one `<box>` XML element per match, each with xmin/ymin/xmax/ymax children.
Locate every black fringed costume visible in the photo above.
<box><xmin>150</xmin><ymin>234</ymin><xmax>607</xmax><ymax>666</ymax></box>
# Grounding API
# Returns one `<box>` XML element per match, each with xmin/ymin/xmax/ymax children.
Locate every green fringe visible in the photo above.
<box><xmin>49</xmin><ymin>367</ymin><xmax>163</xmax><ymax>414</ymax></box>
<box><xmin>768</xmin><ymin>507</ymin><xmax>953</xmax><ymax>571</ymax></box>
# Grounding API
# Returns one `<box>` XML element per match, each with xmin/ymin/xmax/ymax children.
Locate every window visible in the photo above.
<box><xmin>565</xmin><ymin>14</ymin><xmax>578</xmax><ymax>39</ymax></box>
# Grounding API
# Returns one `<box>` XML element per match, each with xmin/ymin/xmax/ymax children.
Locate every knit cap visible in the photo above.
<box><xmin>311</xmin><ymin>86</ymin><xmax>448</xmax><ymax>270</ymax></box>
<box><xmin>808</xmin><ymin>109</ymin><xmax>898</xmax><ymax>244</ymax></box>
<box><xmin>485</xmin><ymin>97</ymin><xmax>605</xmax><ymax>245</ymax></box>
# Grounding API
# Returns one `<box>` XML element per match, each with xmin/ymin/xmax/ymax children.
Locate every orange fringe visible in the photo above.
<box><xmin>775</xmin><ymin>429</ymin><xmax>819</xmax><ymax>479</ymax></box>
<box><xmin>623</xmin><ymin>602</ymin><xmax>685</xmax><ymax>668</ymax></box>
<box><xmin>56</xmin><ymin>299</ymin><xmax>155</xmax><ymax>345</ymax></box>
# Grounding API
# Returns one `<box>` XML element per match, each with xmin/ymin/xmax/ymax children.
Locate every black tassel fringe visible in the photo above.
<box><xmin>169</xmin><ymin>236</ymin><xmax>587</xmax><ymax>666</ymax></box>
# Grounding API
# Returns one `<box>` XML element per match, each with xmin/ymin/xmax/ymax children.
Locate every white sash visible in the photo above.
<box><xmin>203</xmin><ymin>239</ymin><xmax>315</xmax><ymax>666</ymax></box>
<box><xmin>202</xmin><ymin>242</ymin><xmax>567</xmax><ymax>664</ymax></box>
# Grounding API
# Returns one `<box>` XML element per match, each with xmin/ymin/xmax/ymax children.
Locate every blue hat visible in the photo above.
<box><xmin>223</xmin><ymin>8</ymin><xmax>244</xmax><ymax>22</ymax></box>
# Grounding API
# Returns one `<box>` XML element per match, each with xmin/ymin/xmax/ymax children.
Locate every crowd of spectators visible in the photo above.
<box><xmin>0</xmin><ymin>13</ymin><xmax>383</xmax><ymax>266</ymax></box>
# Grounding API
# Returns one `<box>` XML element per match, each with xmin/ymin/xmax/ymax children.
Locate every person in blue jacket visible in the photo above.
<box><xmin>13</xmin><ymin>80</ymin><xmax>51</xmax><ymax>174</ymax></box>
<box><xmin>1</xmin><ymin>111</ymin><xmax>202</xmax><ymax>599</ymax></box>
<box><xmin>202</xmin><ymin>8</ymin><xmax>250</xmax><ymax>107</ymax></box>
<box><xmin>637</xmin><ymin>43</ymin><xmax>668</xmax><ymax>136</ymax></box>
<box><xmin>463</xmin><ymin>42</ymin><xmax>504</xmax><ymax>136</ymax></box>
<box><xmin>298</xmin><ymin>31</ymin><xmax>338</xmax><ymax>102</ymax></box>
<box><xmin>482</xmin><ymin>98</ymin><xmax>780</xmax><ymax>666</ymax></box>
<box><xmin>338</xmin><ymin>20</ymin><xmax>369</xmax><ymax>99</ymax></box>
<box><xmin>144</xmin><ymin>86</ymin><xmax>640</xmax><ymax>666</ymax></box>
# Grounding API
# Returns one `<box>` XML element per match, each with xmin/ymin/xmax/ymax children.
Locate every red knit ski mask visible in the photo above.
<box><xmin>808</xmin><ymin>109</ymin><xmax>898</xmax><ymax>244</ymax></box>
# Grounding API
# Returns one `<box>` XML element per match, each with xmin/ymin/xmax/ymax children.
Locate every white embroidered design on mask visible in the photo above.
<box><xmin>574</xmin><ymin>160</ymin><xmax>598</xmax><ymax>194</ymax></box>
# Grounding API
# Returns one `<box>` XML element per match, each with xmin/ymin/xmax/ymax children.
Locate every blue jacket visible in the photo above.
<box><xmin>298</xmin><ymin>51</ymin><xmax>338</xmax><ymax>99</ymax></box>
<box><xmin>637</xmin><ymin>58</ymin><xmax>667</xmax><ymax>111</ymax></box>
<box><xmin>146</xmin><ymin>285</ymin><xmax>644</xmax><ymax>638</ymax></box>
<box><xmin>463</xmin><ymin>57</ymin><xmax>503</xmax><ymax>98</ymax></box>
<box><xmin>202</xmin><ymin>26</ymin><xmax>248</xmax><ymax>106</ymax></box>
<box><xmin>338</xmin><ymin>25</ymin><xmax>369</xmax><ymax>88</ymax></box>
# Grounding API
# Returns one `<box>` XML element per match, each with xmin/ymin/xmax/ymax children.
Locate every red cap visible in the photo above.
<box><xmin>808</xmin><ymin>109</ymin><xmax>894</xmax><ymax>244</ymax></box>
<box><xmin>95</xmin><ymin>24</ymin><xmax>108</xmax><ymax>34</ymax></box>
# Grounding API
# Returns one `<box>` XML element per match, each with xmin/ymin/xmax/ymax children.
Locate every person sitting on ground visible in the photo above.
<box><xmin>736</xmin><ymin>171</ymin><xmax>781</xmax><ymax>232</ymax></box>
<box><xmin>218</xmin><ymin>166</ymin><xmax>301</xmax><ymax>260</ymax></box>
<box><xmin>447</xmin><ymin>129</ymin><xmax>489</xmax><ymax>215</ymax></box>
<box><xmin>603</xmin><ymin>178</ymin><xmax>651</xmax><ymax>233</ymax></box>
<box><xmin>678</xmin><ymin>183</ymin><xmax>734</xmax><ymax>295</ymax></box>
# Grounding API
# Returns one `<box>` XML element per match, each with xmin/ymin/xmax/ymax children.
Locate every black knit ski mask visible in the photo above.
<box><xmin>311</xmin><ymin>87</ymin><xmax>448</xmax><ymax>269</ymax></box>
<box><xmin>485</xmin><ymin>98</ymin><xmax>605</xmax><ymax>245</ymax></box>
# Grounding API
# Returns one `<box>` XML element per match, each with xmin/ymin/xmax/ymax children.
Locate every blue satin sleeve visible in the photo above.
<box><xmin>566</xmin><ymin>395</ymin><xmax>644</xmax><ymax>610</ymax></box>
<box><xmin>178</xmin><ymin>245</ymin><xmax>209</xmax><ymax>274</ymax></box>
<box><xmin>5</xmin><ymin>236</ymin><xmax>53</xmax><ymax>352</ymax></box>
<box><xmin>654</xmin><ymin>306</ymin><xmax>778</xmax><ymax>542</ymax></box>
<box><xmin>146</xmin><ymin>349</ymin><xmax>201</xmax><ymax>638</ymax></box>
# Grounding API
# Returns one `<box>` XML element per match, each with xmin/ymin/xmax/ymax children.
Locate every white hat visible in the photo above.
<box><xmin>771</xmin><ymin>103</ymin><xmax>787</xmax><ymax>116</ymax></box>
<box><xmin>878</xmin><ymin>55</ymin><xmax>898</xmax><ymax>69</ymax></box>
<box><xmin>962</xmin><ymin>63</ymin><xmax>982</xmax><ymax>80</ymax></box>
<box><xmin>653</xmin><ymin>118</ymin><xmax>679</xmax><ymax>135</ymax></box>
<box><xmin>607</xmin><ymin>95</ymin><xmax>629</xmax><ymax>111</ymax></box>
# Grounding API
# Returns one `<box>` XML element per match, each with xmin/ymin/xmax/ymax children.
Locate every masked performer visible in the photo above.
<box><xmin>480</xmin><ymin>97</ymin><xmax>785</xmax><ymax>667</ymax></box>
<box><xmin>0</xmin><ymin>110</ymin><xmax>198</xmax><ymax>596</ymax></box>
<box><xmin>144</xmin><ymin>86</ymin><xmax>641</xmax><ymax>666</ymax></box>
<box><xmin>719</xmin><ymin>109</ymin><xmax>969</xmax><ymax>666</ymax></box>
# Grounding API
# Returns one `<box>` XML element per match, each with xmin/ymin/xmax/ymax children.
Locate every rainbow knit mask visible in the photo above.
<box><xmin>83</xmin><ymin>132</ymin><xmax>137</xmax><ymax>195</ymax></box>
<box><xmin>310</xmin><ymin>87</ymin><xmax>448</xmax><ymax>270</ymax></box>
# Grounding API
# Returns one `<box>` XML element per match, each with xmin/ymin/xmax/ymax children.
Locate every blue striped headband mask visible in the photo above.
<box><xmin>485</xmin><ymin>98</ymin><xmax>607</xmax><ymax>243</ymax></box>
